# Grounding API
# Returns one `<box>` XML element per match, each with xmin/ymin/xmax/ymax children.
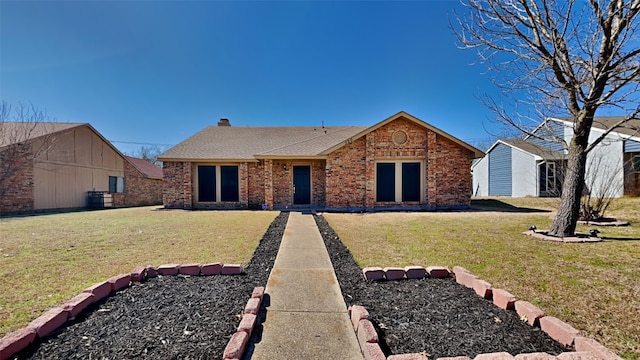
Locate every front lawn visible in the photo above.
<box><xmin>324</xmin><ymin>197</ymin><xmax>640</xmax><ymax>359</ymax></box>
<box><xmin>0</xmin><ymin>207</ymin><xmax>278</xmax><ymax>337</ymax></box>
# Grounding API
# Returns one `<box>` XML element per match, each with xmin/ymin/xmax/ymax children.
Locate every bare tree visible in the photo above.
<box><xmin>0</xmin><ymin>101</ymin><xmax>54</xmax><ymax>214</ymax></box>
<box><xmin>455</xmin><ymin>0</ymin><xmax>640</xmax><ymax>236</ymax></box>
<box><xmin>128</xmin><ymin>145</ymin><xmax>167</xmax><ymax>167</ymax></box>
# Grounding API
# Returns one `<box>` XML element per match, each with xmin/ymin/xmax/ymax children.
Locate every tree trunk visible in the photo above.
<box><xmin>550</xmin><ymin>147</ymin><xmax>587</xmax><ymax>236</ymax></box>
<box><xmin>549</xmin><ymin>113</ymin><xmax>593</xmax><ymax>237</ymax></box>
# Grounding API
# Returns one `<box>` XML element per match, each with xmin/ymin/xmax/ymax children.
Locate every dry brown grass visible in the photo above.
<box><xmin>325</xmin><ymin>197</ymin><xmax>640</xmax><ymax>359</ymax></box>
<box><xmin>0</xmin><ymin>207</ymin><xmax>278</xmax><ymax>337</ymax></box>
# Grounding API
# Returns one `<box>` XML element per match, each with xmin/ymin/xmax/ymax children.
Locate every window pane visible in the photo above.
<box><xmin>376</xmin><ymin>163</ymin><xmax>395</xmax><ymax>202</ymax></box>
<box><xmin>633</xmin><ymin>156</ymin><xmax>640</xmax><ymax>172</ymax></box>
<box><xmin>221</xmin><ymin>166</ymin><xmax>239</xmax><ymax>202</ymax></box>
<box><xmin>116</xmin><ymin>177</ymin><xmax>125</xmax><ymax>193</ymax></box>
<box><xmin>198</xmin><ymin>166</ymin><xmax>216</xmax><ymax>202</ymax></box>
<box><xmin>402</xmin><ymin>162</ymin><xmax>421</xmax><ymax>202</ymax></box>
<box><xmin>109</xmin><ymin>176</ymin><xmax>117</xmax><ymax>193</ymax></box>
<box><xmin>539</xmin><ymin>163</ymin><xmax>547</xmax><ymax>192</ymax></box>
<box><xmin>547</xmin><ymin>163</ymin><xmax>555</xmax><ymax>192</ymax></box>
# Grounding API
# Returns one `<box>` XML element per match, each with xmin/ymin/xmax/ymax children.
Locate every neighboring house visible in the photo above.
<box><xmin>472</xmin><ymin>139</ymin><xmax>565</xmax><ymax>197</ymax></box>
<box><xmin>472</xmin><ymin>116</ymin><xmax>640</xmax><ymax>198</ymax></box>
<box><xmin>117</xmin><ymin>156</ymin><xmax>164</xmax><ymax>206</ymax></box>
<box><xmin>0</xmin><ymin>122</ymin><xmax>163</xmax><ymax>214</ymax></box>
<box><xmin>159</xmin><ymin>111</ymin><xmax>484</xmax><ymax>211</ymax></box>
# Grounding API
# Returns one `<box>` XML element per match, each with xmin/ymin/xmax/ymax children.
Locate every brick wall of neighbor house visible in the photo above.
<box><xmin>112</xmin><ymin>160</ymin><xmax>163</xmax><ymax>207</ymax></box>
<box><xmin>0</xmin><ymin>144</ymin><xmax>35</xmax><ymax>214</ymax></box>
<box><xmin>326</xmin><ymin>137</ymin><xmax>367</xmax><ymax>208</ymax></box>
<box><xmin>163</xmin><ymin>161</ymin><xmax>192</xmax><ymax>209</ymax></box>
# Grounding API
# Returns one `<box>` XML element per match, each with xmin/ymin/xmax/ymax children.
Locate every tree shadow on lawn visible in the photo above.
<box><xmin>601</xmin><ymin>236</ymin><xmax>640</xmax><ymax>241</ymax></box>
<box><xmin>470</xmin><ymin>199</ymin><xmax>551</xmax><ymax>213</ymax></box>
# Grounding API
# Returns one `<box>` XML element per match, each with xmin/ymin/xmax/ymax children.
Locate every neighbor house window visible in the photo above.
<box><xmin>376</xmin><ymin>161</ymin><xmax>422</xmax><ymax>202</ymax></box>
<box><xmin>633</xmin><ymin>156</ymin><xmax>640</xmax><ymax>172</ymax></box>
<box><xmin>539</xmin><ymin>162</ymin><xmax>561</xmax><ymax>195</ymax></box>
<box><xmin>108</xmin><ymin>176</ymin><xmax>124</xmax><ymax>193</ymax></box>
<box><xmin>197</xmin><ymin>165</ymin><xmax>239</xmax><ymax>202</ymax></box>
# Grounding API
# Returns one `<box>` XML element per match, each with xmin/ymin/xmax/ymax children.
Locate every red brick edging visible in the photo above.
<box><xmin>0</xmin><ymin>262</ymin><xmax>244</xmax><ymax>360</ymax></box>
<box><xmin>355</xmin><ymin>265</ymin><xmax>622</xmax><ymax>360</ymax></box>
<box><xmin>222</xmin><ymin>287</ymin><xmax>265</xmax><ymax>360</ymax></box>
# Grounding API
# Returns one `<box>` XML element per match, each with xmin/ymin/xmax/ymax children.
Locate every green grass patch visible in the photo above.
<box><xmin>0</xmin><ymin>207</ymin><xmax>278</xmax><ymax>337</ymax></box>
<box><xmin>325</xmin><ymin>197</ymin><xmax>640</xmax><ymax>359</ymax></box>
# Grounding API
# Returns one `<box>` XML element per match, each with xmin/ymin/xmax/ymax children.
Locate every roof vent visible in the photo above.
<box><xmin>218</xmin><ymin>118</ymin><xmax>231</xmax><ymax>126</ymax></box>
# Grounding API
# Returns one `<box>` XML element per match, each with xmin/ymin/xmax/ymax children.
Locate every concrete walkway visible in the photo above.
<box><xmin>250</xmin><ymin>212</ymin><xmax>364</xmax><ymax>360</ymax></box>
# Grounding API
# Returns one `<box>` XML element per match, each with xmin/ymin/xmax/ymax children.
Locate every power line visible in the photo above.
<box><xmin>109</xmin><ymin>140</ymin><xmax>173</xmax><ymax>147</ymax></box>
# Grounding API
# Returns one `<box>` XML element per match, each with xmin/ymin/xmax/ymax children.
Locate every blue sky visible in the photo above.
<box><xmin>2</xmin><ymin>0</ymin><xmax>503</xmax><ymax>155</ymax></box>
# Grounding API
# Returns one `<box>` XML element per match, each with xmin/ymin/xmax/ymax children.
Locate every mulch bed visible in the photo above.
<box><xmin>314</xmin><ymin>214</ymin><xmax>569</xmax><ymax>359</ymax></box>
<box><xmin>14</xmin><ymin>212</ymin><xmax>289</xmax><ymax>360</ymax></box>
<box><xmin>14</xmin><ymin>211</ymin><xmax>570</xmax><ymax>359</ymax></box>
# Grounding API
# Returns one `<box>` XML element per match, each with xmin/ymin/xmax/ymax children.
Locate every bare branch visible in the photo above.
<box><xmin>453</xmin><ymin>0</ymin><xmax>640</xmax><ymax>236</ymax></box>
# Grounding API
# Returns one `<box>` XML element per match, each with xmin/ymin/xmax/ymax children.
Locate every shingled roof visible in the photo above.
<box><xmin>125</xmin><ymin>156</ymin><xmax>163</xmax><ymax>179</ymax></box>
<box><xmin>553</xmin><ymin>116</ymin><xmax>640</xmax><ymax>139</ymax></box>
<box><xmin>159</xmin><ymin>111</ymin><xmax>485</xmax><ymax>161</ymax></box>
<box><xmin>159</xmin><ymin>126</ymin><xmax>366</xmax><ymax>161</ymax></box>
<box><xmin>500</xmin><ymin>139</ymin><xmax>566</xmax><ymax>160</ymax></box>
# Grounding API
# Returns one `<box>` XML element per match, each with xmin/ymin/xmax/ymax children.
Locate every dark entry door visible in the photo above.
<box><xmin>293</xmin><ymin>165</ymin><xmax>311</xmax><ymax>205</ymax></box>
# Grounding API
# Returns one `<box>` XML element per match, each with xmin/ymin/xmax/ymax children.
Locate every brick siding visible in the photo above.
<box><xmin>325</xmin><ymin>117</ymin><xmax>473</xmax><ymax>208</ymax></box>
<box><xmin>162</xmin><ymin>116</ymin><xmax>474</xmax><ymax>210</ymax></box>
<box><xmin>0</xmin><ymin>143</ymin><xmax>35</xmax><ymax>214</ymax></box>
<box><xmin>162</xmin><ymin>161</ymin><xmax>192</xmax><ymax>209</ymax></box>
<box><xmin>247</xmin><ymin>162</ymin><xmax>265</xmax><ymax>208</ymax></box>
<box><xmin>432</xmin><ymin>136</ymin><xmax>473</xmax><ymax>206</ymax></box>
<box><xmin>326</xmin><ymin>138</ymin><xmax>367</xmax><ymax>208</ymax></box>
<box><xmin>112</xmin><ymin>160</ymin><xmax>163</xmax><ymax>207</ymax></box>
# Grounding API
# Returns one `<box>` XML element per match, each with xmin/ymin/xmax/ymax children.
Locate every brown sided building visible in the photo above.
<box><xmin>0</xmin><ymin>122</ymin><xmax>163</xmax><ymax>215</ymax></box>
<box><xmin>158</xmin><ymin>111</ymin><xmax>484</xmax><ymax>211</ymax></box>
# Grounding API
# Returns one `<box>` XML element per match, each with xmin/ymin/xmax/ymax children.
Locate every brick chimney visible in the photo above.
<box><xmin>218</xmin><ymin>118</ymin><xmax>231</xmax><ymax>126</ymax></box>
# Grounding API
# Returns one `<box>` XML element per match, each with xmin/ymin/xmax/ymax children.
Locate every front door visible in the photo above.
<box><xmin>293</xmin><ymin>165</ymin><xmax>311</xmax><ymax>205</ymax></box>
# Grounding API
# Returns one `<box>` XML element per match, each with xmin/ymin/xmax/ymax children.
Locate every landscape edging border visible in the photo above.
<box><xmin>221</xmin><ymin>286</ymin><xmax>265</xmax><ymax>360</ymax></box>
<box><xmin>0</xmin><ymin>262</ymin><xmax>244</xmax><ymax>360</ymax></box>
<box><xmin>354</xmin><ymin>265</ymin><xmax>622</xmax><ymax>360</ymax></box>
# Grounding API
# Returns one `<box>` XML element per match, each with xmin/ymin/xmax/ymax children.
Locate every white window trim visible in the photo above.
<box><xmin>109</xmin><ymin>176</ymin><xmax>125</xmax><ymax>194</ymax></box>
<box><xmin>547</xmin><ymin>162</ymin><xmax>556</xmax><ymax>193</ymax></box>
<box><xmin>374</xmin><ymin>159</ymin><xmax>424</xmax><ymax>203</ymax></box>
